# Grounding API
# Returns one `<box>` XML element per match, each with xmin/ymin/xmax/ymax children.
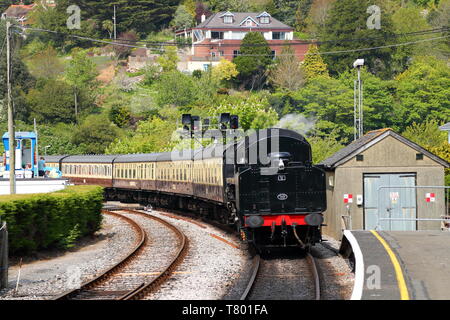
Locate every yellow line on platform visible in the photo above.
<box><xmin>370</xmin><ymin>230</ymin><xmax>410</xmax><ymax>300</ymax></box>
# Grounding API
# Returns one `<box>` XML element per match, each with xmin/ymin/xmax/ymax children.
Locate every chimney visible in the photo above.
<box><xmin>201</xmin><ymin>14</ymin><xmax>206</xmax><ymax>22</ymax></box>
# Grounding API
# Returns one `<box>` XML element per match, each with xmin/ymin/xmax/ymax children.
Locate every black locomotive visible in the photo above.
<box><xmin>46</xmin><ymin>128</ymin><xmax>327</xmax><ymax>249</ymax></box>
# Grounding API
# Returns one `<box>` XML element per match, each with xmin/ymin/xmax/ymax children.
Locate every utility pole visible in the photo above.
<box><xmin>6</xmin><ymin>21</ymin><xmax>16</xmax><ymax>194</ymax></box>
<box><xmin>74</xmin><ymin>89</ymin><xmax>78</xmax><ymax>122</ymax></box>
<box><xmin>113</xmin><ymin>5</ymin><xmax>117</xmax><ymax>40</ymax></box>
<box><xmin>353</xmin><ymin>59</ymin><xmax>364</xmax><ymax>140</ymax></box>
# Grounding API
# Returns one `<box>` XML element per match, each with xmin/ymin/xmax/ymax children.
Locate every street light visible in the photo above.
<box><xmin>353</xmin><ymin>59</ymin><xmax>364</xmax><ymax>140</ymax></box>
<box><xmin>44</xmin><ymin>145</ymin><xmax>51</xmax><ymax>156</ymax></box>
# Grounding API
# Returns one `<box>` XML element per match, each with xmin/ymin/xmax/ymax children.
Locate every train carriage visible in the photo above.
<box><xmin>61</xmin><ymin>155</ymin><xmax>115</xmax><ymax>187</ymax></box>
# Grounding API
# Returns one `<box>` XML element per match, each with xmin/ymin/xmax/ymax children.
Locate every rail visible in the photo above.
<box><xmin>54</xmin><ymin>209</ymin><xmax>188</xmax><ymax>300</ymax></box>
<box><xmin>54</xmin><ymin>210</ymin><xmax>146</xmax><ymax>300</ymax></box>
<box><xmin>240</xmin><ymin>252</ymin><xmax>320</xmax><ymax>300</ymax></box>
<box><xmin>119</xmin><ymin>209</ymin><xmax>188</xmax><ymax>300</ymax></box>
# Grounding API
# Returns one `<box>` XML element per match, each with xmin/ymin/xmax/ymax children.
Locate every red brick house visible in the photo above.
<box><xmin>175</xmin><ymin>11</ymin><xmax>309</xmax><ymax>72</ymax></box>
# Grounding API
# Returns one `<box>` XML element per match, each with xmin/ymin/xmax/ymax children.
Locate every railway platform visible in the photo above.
<box><xmin>340</xmin><ymin>230</ymin><xmax>450</xmax><ymax>300</ymax></box>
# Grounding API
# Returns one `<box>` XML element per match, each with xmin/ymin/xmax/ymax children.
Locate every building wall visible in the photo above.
<box><xmin>190</xmin><ymin>39</ymin><xmax>308</xmax><ymax>63</ymax></box>
<box><xmin>322</xmin><ymin>136</ymin><xmax>446</xmax><ymax>240</ymax></box>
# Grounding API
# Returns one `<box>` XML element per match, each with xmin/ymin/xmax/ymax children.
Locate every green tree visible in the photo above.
<box><xmin>102</xmin><ymin>20</ymin><xmax>114</xmax><ymax>39</ymax></box>
<box><xmin>319</xmin><ymin>0</ymin><xmax>399</xmax><ymax>78</ymax></box>
<box><xmin>0</xmin><ymin>19</ymin><xmax>35</xmax><ymax>122</ymax></box>
<box><xmin>77</xmin><ymin>0</ymin><xmax>181</xmax><ymax>36</ymax></box>
<box><xmin>65</xmin><ymin>50</ymin><xmax>99</xmax><ymax>119</ymax></box>
<box><xmin>155</xmin><ymin>70</ymin><xmax>197</xmax><ymax>107</ymax></box>
<box><xmin>28</xmin><ymin>0</ymin><xmax>100</xmax><ymax>52</ymax></box>
<box><xmin>27</xmin><ymin>79</ymin><xmax>77</xmax><ymax>124</ymax></box>
<box><xmin>27</xmin><ymin>45</ymin><xmax>64</xmax><ymax>80</ymax></box>
<box><xmin>157</xmin><ymin>46</ymin><xmax>180</xmax><ymax>73</ymax></box>
<box><xmin>71</xmin><ymin>114</ymin><xmax>122</xmax><ymax>154</ymax></box>
<box><xmin>212</xmin><ymin>58</ymin><xmax>239</xmax><ymax>82</ymax></box>
<box><xmin>233</xmin><ymin>32</ymin><xmax>273</xmax><ymax>90</ymax></box>
<box><xmin>106</xmin><ymin>116</ymin><xmax>177</xmax><ymax>154</ymax></box>
<box><xmin>268</xmin><ymin>45</ymin><xmax>305</xmax><ymax>91</ymax></box>
<box><xmin>302</xmin><ymin>44</ymin><xmax>329</xmax><ymax>80</ymax></box>
<box><xmin>109</xmin><ymin>104</ymin><xmax>131</xmax><ymax>128</ymax></box>
<box><xmin>294</xmin><ymin>0</ymin><xmax>314</xmax><ymax>31</ymax></box>
<box><xmin>391</xmin><ymin>6</ymin><xmax>433</xmax><ymax>74</ymax></box>
<box><xmin>212</xmin><ymin>95</ymin><xmax>279</xmax><ymax>130</ymax></box>
<box><xmin>308</xmin><ymin>130</ymin><xmax>345</xmax><ymax>163</ymax></box>
<box><xmin>291</xmin><ymin>76</ymin><xmax>354</xmax><ymax>140</ymax></box>
<box><xmin>402</xmin><ymin>120</ymin><xmax>448</xmax><ymax>149</ymax></box>
<box><xmin>394</xmin><ymin>56</ymin><xmax>450</xmax><ymax>130</ymax></box>
<box><xmin>171</xmin><ymin>5</ymin><xmax>194</xmax><ymax>29</ymax></box>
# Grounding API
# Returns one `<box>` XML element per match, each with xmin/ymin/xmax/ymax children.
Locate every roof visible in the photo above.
<box><xmin>439</xmin><ymin>122</ymin><xmax>450</xmax><ymax>131</ymax></box>
<box><xmin>2</xmin><ymin>4</ymin><xmax>34</xmax><ymax>18</ymax></box>
<box><xmin>43</xmin><ymin>155</ymin><xmax>68</xmax><ymax>163</ymax></box>
<box><xmin>62</xmin><ymin>155</ymin><xmax>119</xmax><ymax>163</ymax></box>
<box><xmin>2</xmin><ymin>132</ymin><xmax>37</xmax><ymax>139</ymax></box>
<box><xmin>195</xmin><ymin>12</ymin><xmax>292</xmax><ymax>30</ymax></box>
<box><xmin>319</xmin><ymin>128</ymin><xmax>449</xmax><ymax>169</ymax></box>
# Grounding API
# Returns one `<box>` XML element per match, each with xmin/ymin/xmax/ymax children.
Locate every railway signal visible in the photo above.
<box><xmin>219</xmin><ymin>113</ymin><xmax>231</xmax><ymax>130</ymax></box>
<box><xmin>230</xmin><ymin>115</ymin><xmax>239</xmax><ymax>130</ymax></box>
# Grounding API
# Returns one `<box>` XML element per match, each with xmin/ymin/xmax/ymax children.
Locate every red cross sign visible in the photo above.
<box><xmin>426</xmin><ymin>193</ymin><xmax>436</xmax><ymax>202</ymax></box>
<box><xmin>344</xmin><ymin>194</ymin><xmax>353</xmax><ymax>203</ymax></box>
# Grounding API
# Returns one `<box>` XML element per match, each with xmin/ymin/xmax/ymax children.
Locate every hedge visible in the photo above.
<box><xmin>0</xmin><ymin>185</ymin><xmax>104</xmax><ymax>255</ymax></box>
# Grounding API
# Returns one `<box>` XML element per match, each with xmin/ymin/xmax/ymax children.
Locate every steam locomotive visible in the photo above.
<box><xmin>46</xmin><ymin>128</ymin><xmax>327</xmax><ymax>249</ymax></box>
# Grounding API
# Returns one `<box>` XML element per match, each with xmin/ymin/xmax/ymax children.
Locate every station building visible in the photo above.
<box><xmin>319</xmin><ymin>128</ymin><xmax>449</xmax><ymax>240</ymax></box>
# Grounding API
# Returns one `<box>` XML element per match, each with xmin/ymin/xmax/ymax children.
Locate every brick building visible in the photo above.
<box><xmin>175</xmin><ymin>11</ymin><xmax>309</xmax><ymax>72</ymax></box>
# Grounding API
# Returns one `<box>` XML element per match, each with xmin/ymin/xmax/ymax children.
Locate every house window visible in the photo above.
<box><xmin>259</xmin><ymin>16</ymin><xmax>270</xmax><ymax>24</ymax></box>
<box><xmin>231</xmin><ymin>32</ymin><xmax>246</xmax><ymax>40</ymax></box>
<box><xmin>272</xmin><ymin>32</ymin><xmax>286</xmax><ymax>40</ymax></box>
<box><xmin>211</xmin><ymin>31</ymin><xmax>224</xmax><ymax>39</ymax></box>
<box><xmin>356</xmin><ymin>154</ymin><xmax>364</xmax><ymax>161</ymax></box>
<box><xmin>203</xmin><ymin>64</ymin><xmax>210</xmax><ymax>71</ymax></box>
<box><xmin>233</xmin><ymin>50</ymin><xmax>241</xmax><ymax>58</ymax></box>
<box><xmin>416</xmin><ymin>153</ymin><xmax>424</xmax><ymax>160</ymax></box>
<box><xmin>271</xmin><ymin>50</ymin><xmax>276</xmax><ymax>60</ymax></box>
<box><xmin>224</xmin><ymin>16</ymin><xmax>233</xmax><ymax>24</ymax></box>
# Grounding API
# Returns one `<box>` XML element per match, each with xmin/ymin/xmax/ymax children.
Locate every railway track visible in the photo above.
<box><xmin>54</xmin><ymin>209</ymin><xmax>188</xmax><ymax>300</ymax></box>
<box><xmin>240</xmin><ymin>251</ymin><xmax>321</xmax><ymax>300</ymax></box>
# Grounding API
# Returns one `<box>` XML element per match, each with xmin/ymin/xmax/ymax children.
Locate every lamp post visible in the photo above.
<box><xmin>44</xmin><ymin>145</ymin><xmax>51</xmax><ymax>156</ymax></box>
<box><xmin>353</xmin><ymin>59</ymin><xmax>364</xmax><ymax>140</ymax></box>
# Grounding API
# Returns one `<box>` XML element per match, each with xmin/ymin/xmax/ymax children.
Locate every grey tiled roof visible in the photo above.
<box><xmin>196</xmin><ymin>12</ymin><xmax>293</xmax><ymax>30</ymax></box>
<box><xmin>319</xmin><ymin>128</ymin><xmax>449</xmax><ymax>169</ymax></box>
<box><xmin>439</xmin><ymin>122</ymin><xmax>450</xmax><ymax>130</ymax></box>
<box><xmin>319</xmin><ymin>130</ymin><xmax>387</xmax><ymax>168</ymax></box>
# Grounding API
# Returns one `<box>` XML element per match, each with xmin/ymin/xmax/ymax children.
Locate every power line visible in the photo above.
<box><xmin>13</xmin><ymin>25</ymin><xmax>449</xmax><ymax>57</ymax></box>
<box><xmin>15</xmin><ymin>24</ymin><xmax>449</xmax><ymax>48</ymax></box>
<box><xmin>222</xmin><ymin>35</ymin><xmax>450</xmax><ymax>57</ymax></box>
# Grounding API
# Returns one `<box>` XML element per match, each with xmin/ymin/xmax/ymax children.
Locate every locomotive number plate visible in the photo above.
<box><xmin>277</xmin><ymin>193</ymin><xmax>288</xmax><ymax>200</ymax></box>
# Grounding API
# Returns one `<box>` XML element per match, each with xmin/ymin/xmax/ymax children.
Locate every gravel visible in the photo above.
<box><xmin>0</xmin><ymin>213</ymin><xmax>137</xmax><ymax>300</ymax></box>
<box><xmin>311</xmin><ymin>236</ymin><xmax>355</xmax><ymax>300</ymax></box>
<box><xmin>141</xmin><ymin>210</ymin><xmax>249</xmax><ymax>300</ymax></box>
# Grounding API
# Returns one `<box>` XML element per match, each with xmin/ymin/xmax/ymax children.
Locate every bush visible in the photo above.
<box><xmin>0</xmin><ymin>185</ymin><xmax>104</xmax><ymax>255</ymax></box>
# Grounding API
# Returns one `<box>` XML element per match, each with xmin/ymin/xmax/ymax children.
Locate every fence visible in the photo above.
<box><xmin>0</xmin><ymin>221</ymin><xmax>7</xmax><ymax>289</ymax></box>
<box><xmin>375</xmin><ymin>186</ymin><xmax>450</xmax><ymax>231</ymax></box>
